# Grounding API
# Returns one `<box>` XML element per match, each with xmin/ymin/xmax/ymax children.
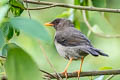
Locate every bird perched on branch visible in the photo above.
<box><xmin>45</xmin><ymin>18</ymin><xmax>108</xmax><ymax>79</ymax></box>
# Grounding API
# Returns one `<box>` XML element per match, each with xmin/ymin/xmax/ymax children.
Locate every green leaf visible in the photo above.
<box><xmin>1</xmin><ymin>21</ymin><xmax>15</xmax><ymax>40</ymax></box>
<box><xmin>0</xmin><ymin>22</ymin><xmax>9</xmax><ymax>37</ymax></box>
<box><xmin>92</xmin><ymin>0</ymin><xmax>106</xmax><ymax>8</ymax></box>
<box><xmin>0</xmin><ymin>5</ymin><xmax>9</xmax><ymax>23</ymax></box>
<box><xmin>5</xmin><ymin>43</ymin><xmax>41</xmax><ymax>80</ymax></box>
<box><xmin>10</xmin><ymin>6</ymin><xmax>24</xmax><ymax>16</ymax></box>
<box><xmin>74</xmin><ymin>0</ymin><xmax>80</xmax><ymax>5</ymax></box>
<box><xmin>0</xmin><ymin>29</ymin><xmax>5</xmax><ymax>48</ymax></box>
<box><xmin>15</xmin><ymin>28</ymin><xmax>20</xmax><ymax>36</ymax></box>
<box><xmin>9</xmin><ymin>0</ymin><xmax>25</xmax><ymax>9</ymax></box>
<box><xmin>9</xmin><ymin>0</ymin><xmax>25</xmax><ymax>16</ymax></box>
<box><xmin>99</xmin><ymin>67</ymin><xmax>112</xmax><ymax>70</ymax></box>
<box><xmin>9</xmin><ymin>17</ymin><xmax>51</xmax><ymax>42</ymax></box>
<box><xmin>7</xmin><ymin>26</ymin><xmax>14</xmax><ymax>40</ymax></box>
<box><xmin>2</xmin><ymin>44</ymin><xmax>8</xmax><ymax>57</ymax></box>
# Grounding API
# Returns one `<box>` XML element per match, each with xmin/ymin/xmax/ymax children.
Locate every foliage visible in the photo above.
<box><xmin>9</xmin><ymin>0</ymin><xmax>25</xmax><ymax>16</ymax></box>
<box><xmin>0</xmin><ymin>0</ymin><xmax>50</xmax><ymax>80</ymax></box>
<box><xmin>5</xmin><ymin>43</ymin><xmax>41</xmax><ymax>80</ymax></box>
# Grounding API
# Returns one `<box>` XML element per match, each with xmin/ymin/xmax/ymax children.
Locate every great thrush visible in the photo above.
<box><xmin>45</xmin><ymin>18</ymin><xmax>108</xmax><ymax>79</ymax></box>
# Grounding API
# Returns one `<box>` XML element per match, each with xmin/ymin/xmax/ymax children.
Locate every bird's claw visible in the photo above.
<box><xmin>77</xmin><ymin>70</ymin><xmax>80</xmax><ymax>78</ymax></box>
<box><xmin>62</xmin><ymin>70</ymin><xmax>68</xmax><ymax>79</ymax></box>
<box><xmin>73</xmin><ymin>70</ymin><xmax>81</xmax><ymax>80</ymax></box>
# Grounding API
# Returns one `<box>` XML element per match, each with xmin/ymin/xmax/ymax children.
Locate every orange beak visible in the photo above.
<box><xmin>44</xmin><ymin>23</ymin><xmax>54</xmax><ymax>26</ymax></box>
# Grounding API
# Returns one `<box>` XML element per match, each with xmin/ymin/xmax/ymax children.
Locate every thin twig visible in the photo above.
<box><xmin>40</xmin><ymin>69</ymin><xmax>56</xmax><ymax>79</ymax></box>
<box><xmin>23</xmin><ymin>0</ymin><xmax>120</xmax><ymax>38</ymax></box>
<box><xmin>0</xmin><ymin>56</ymin><xmax>6</xmax><ymax>62</ymax></box>
<box><xmin>23</xmin><ymin>0</ymin><xmax>120</xmax><ymax>13</ymax></box>
<box><xmin>25</xmin><ymin>5</ymin><xmax>56</xmax><ymax>10</ymax></box>
<box><xmin>0</xmin><ymin>56</ymin><xmax>6</xmax><ymax>59</ymax></box>
<box><xmin>38</xmin><ymin>41</ymin><xmax>63</xmax><ymax>80</ymax></box>
<box><xmin>82</xmin><ymin>10</ymin><xmax>120</xmax><ymax>38</ymax></box>
<box><xmin>25</xmin><ymin>0</ymin><xmax>31</xmax><ymax>19</ymax></box>
<box><xmin>44</xmin><ymin>69</ymin><xmax>120</xmax><ymax>79</ymax></box>
<box><xmin>105</xmin><ymin>75</ymin><xmax>115</xmax><ymax>80</ymax></box>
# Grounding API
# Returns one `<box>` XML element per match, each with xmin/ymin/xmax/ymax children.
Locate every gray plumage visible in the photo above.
<box><xmin>51</xmin><ymin>18</ymin><xmax>108</xmax><ymax>60</ymax></box>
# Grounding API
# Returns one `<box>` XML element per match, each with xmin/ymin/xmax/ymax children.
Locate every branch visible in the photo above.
<box><xmin>40</xmin><ymin>69</ymin><xmax>56</xmax><ymax>79</ymax></box>
<box><xmin>23</xmin><ymin>0</ymin><xmax>120</xmax><ymax>13</ymax></box>
<box><xmin>82</xmin><ymin>10</ymin><xmax>120</xmax><ymax>38</ymax></box>
<box><xmin>105</xmin><ymin>75</ymin><xmax>115</xmax><ymax>80</ymax></box>
<box><xmin>23</xmin><ymin>0</ymin><xmax>120</xmax><ymax>38</ymax></box>
<box><xmin>42</xmin><ymin>69</ymin><xmax>120</xmax><ymax>79</ymax></box>
<box><xmin>25</xmin><ymin>5</ymin><xmax>56</xmax><ymax>10</ymax></box>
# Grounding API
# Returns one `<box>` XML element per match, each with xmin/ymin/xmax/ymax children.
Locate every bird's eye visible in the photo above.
<box><xmin>55</xmin><ymin>21</ymin><xmax>60</xmax><ymax>24</ymax></box>
<box><xmin>56</xmin><ymin>20</ymin><xmax>59</xmax><ymax>23</ymax></box>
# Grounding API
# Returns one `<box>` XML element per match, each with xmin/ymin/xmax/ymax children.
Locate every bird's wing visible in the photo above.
<box><xmin>55</xmin><ymin>27</ymin><xmax>108</xmax><ymax>57</ymax></box>
<box><xmin>55</xmin><ymin>27</ymin><xmax>92</xmax><ymax>47</ymax></box>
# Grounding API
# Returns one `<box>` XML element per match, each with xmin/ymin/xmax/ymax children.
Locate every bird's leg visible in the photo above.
<box><xmin>62</xmin><ymin>58</ymin><xmax>73</xmax><ymax>79</ymax></box>
<box><xmin>77</xmin><ymin>56</ymin><xmax>84</xmax><ymax>80</ymax></box>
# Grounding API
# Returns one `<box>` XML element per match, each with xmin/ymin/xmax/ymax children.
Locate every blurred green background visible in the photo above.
<box><xmin>16</xmin><ymin>0</ymin><xmax>120</xmax><ymax>80</ymax></box>
<box><xmin>1</xmin><ymin>0</ymin><xmax>120</xmax><ymax>80</ymax></box>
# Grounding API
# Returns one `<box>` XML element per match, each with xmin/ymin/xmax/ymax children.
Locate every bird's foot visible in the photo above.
<box><xmin>73</xmin><ymin>70</ymin><xmax>81</xmax><ymax>80</ymax></box>
<box><xmin>62</xmin><ymin>70</ymin><xmax>68</xmax><ymax>79</ymax></box>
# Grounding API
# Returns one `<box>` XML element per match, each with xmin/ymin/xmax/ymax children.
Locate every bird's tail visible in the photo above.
<box><xmin>93</xmin><ymin>48</ymin><xmax>109</xmax><ymax>57</ymax></box>
<box><xmin>82</xmin><ymin>47</ymin><xmax>109</xmax><ymax>57</ymax></box>
<box><xmin>88</xmin><ymin>48</ymin><xmax>108</xmax><ymax>57</ymax></box>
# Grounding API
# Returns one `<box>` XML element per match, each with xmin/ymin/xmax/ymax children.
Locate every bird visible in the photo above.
<box><xmin>44</xmin><ymin>18</ymin><xmax>108</xmax><ymax>79</ymax></box>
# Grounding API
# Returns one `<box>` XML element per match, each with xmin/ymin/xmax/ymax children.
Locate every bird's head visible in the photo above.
<box><xmin>44</xmin><ymin>18</ymin><xmax>74</xmax><ymax>30</ymax></box>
